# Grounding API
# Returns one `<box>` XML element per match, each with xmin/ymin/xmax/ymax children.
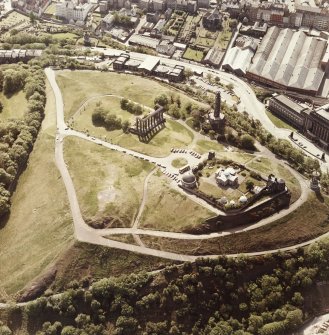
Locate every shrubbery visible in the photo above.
<box><xmin>13</xmin><ymin>240</ymin><xmax>329</xmax><ymax>335</ymax></box>
<box><xmin>0</xmin><ymin>64</ymin><xmax>46</xmax><ymax>219</ymax></box>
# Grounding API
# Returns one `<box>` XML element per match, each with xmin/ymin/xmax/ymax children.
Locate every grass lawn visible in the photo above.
<box><xmin>171</xmin><ymin>157</ymin><xmax>188</xmax><ymax>168</ymax></box>
<box><xmin>70</xmin><ymin>95</ymin><xmax>146</xmax><ymax>125</ymax></box>
<box><xmin>238</xmin><ymin>171</ymin><xmax>265</xmax><ymax>193</ymax></box>
<box><xmin>219</xmin><ymin>151</ymin><xmax>254</xmax><ymax>164</ymax></box>
<box><xmin>0</xmin><ymin>80</ymin><xmax>73</xmax><ymax>296</ymax></box>
<box><xmin>72</xmin><ymin>116</ymin><xmax>193</xmax><ymax>157</ymax></box>
<box><xmin>139</xmin><ymin>173</ymin><xmax>214</xmax><ymax>232</ymax></box>
<box><xmin>56</xmin><ymin>70</ymin><xmax>205</xmax><ymax>121</ymax></box>
<box><xmin>246</xmin><ymin>157</ymin><xmax>301</xmax><ymax>202</ymax></box>
<box><xmin>195</xmin><ymin>36</ymin><xmax>215</xmax><ymax>48</ymax></box>
<box><xmin>214</xmin><ymin>30</ymin><xmax>232</xmax><ymax>50</ymax></box>
<box><xmin>52</xmin><ymin>32</ymin><xmax>79</xmax><ymax>40</ymax></box>
<box><xmin>0</xmin><ymin>90</ymin><xmax>27</xmax><ymax>121</ymax></box>
<box><xmin>199</xmin><ymin>179</ymin><xmax>242</xmax><ymax>201</ymax></box>
<box><xmin>183</xmin><ymin>47</ymin><xmax>204</xmax><ymax>62</ymax></box>
<box><xmin>193</xmin><ymin>139</ymin><xmax>224</xmax><ymax>154</ymax></box>
<box><xmin>265</xmin><ymin>110</ymin><xmax>296</xmax><ymax>131</ymax></box>
<box><xmin>63</xmin><ymin>137</ymin><xmax>154</xmax><ymax>227</ymax></box>
<box><xmin>140</xmin><ymin>193</ymin><xmax>329</xmax><ymax>255</ymax></box>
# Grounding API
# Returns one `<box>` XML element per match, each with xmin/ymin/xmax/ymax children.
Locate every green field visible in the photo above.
<box><xmin>139</xmin><ymin>172</ymin><xmax>214</xmax><ymax>232</ymax></box>
<box><xmin>0</xmin><ymin>90</ymin><xmax>27</xmax><ymax>120</ymax></box>
<box><xmin>171</xmin><ymin>157</ymin><xmax>188</xmax><ymax>168</ymax></box>
<box><xmin>52</xmin><ymin>32</ymin><xmax>79</xmax><ymax>40</ymax></box>
<box><xmin>63</xmin><ymin>137</ymin><xmax>154</xmax><ymax>227</ymax></box>
<box><xmin>193</xmin><ymin>139</ymin><xmax>224</xmax><ymax>154</ymax></box>
<box><xmin>183</xmin><ymin>47</ymin><xmax>204</xmax><ymax>62</ymax></box>
<box><xmin>70</xmin><ymin>95</ymin><xmax>146</xmax><ymax>126</ymax></box>
<box><xmin>265</xmin><ymin>110</ymin><xmax>296</xmax><ymax>131</ymax></box>
<box><xmin>56</xmin><ymin>71</ymin><xmax>206</xmax><ymax>121</ymax></box>
<box><xmin>0</xmin><ymin>81</ymin><xmax>73</xmax><ymax>295</ymax></box>
<box><xmin>198</xmin><ymin>178</ymin><xmax>244</xmax><ymax>202</ymax></box>
<box><xmin>56</xmin><ymin>71</ymin><xmax>213</xmax><ymax>156</ymax></box>
<box><xmin>72</xmin><ymin>113</ymin><xmax>194</xmax><ymax>157</ymax></box>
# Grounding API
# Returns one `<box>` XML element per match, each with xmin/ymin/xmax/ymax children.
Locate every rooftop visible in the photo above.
<box><xmin>272</xmin><ymin>94</ymin><xmax>309</xmax><ymax>114</ymax></box>
<box><xmin>248</xmin><ymin>26</ymin><xmax>327</xmax><ymax>93</ymax></box>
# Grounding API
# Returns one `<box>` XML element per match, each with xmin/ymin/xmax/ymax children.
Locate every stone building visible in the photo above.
<box><xmin>181</xmin><ymin>172</ymin><xmax>197</xmax><ymax>188</ymax></box>
<box><xmin>268</xmin><ymin>94</ymin><xmax>329</xmax><ymax>150</ymax></box>
<box><xmin>202</xmin><ymin>8</ymin><xmax>222</xmax><ymax>30</ymax></box>
<box><xmin>268</xmin><ymin>94</ymin><xmax>310</xmax><ymax>131</ymax></box>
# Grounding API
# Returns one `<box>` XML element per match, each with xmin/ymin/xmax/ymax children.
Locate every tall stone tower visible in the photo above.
<box><xmin>214</xmin><ymin>91</ymin><xmax>221</xmax><ymax>118</ymax></box>
<box><xmin>208</xmin><ymin>91</ymin><xmax>225</xmax><ymax>131</ymax></box>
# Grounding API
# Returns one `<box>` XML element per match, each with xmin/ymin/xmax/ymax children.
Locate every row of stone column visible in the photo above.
<box><xmin>136</xmin><ymin>110</ymin><xmax>164</xmax><ymax>135</ymax></box>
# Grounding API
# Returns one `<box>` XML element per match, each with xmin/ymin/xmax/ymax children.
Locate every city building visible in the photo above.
<box><xmin>294</xmin><ymin>5</ymin><xmax>329</xmax><ymax>31</ymax></box>
<box><xmin>222</xmin><ymin>40</ymin><xmax>257</xmax><ymax>76</ymax></box>
<box><xmin>152</xmin><ymin>0</ymin><xmax>166</xmax><ymax>11</ymax></box>
<box><xmin>203</xmin><ymin>48</ymin><xmax>224</xmax><ymax>67</ymax></box>
<box><xmin>129</xmin><ymin>34</ymin><xmax>159</xmax><ymax>48</ymax></box>
<box><xmin>0</xmin><ymin>49</ymin><xmax>43</xmax><ymax>64</ymax></box>
<box><xmin>99</xmin><ymin>0</ymin><xmax>108</xmax><ymax>13</ymax></box>
<box><xmin>102</xmin><ymin>13</ymin><xmax>115</xmax><ymax>29</ymax></box>
<box><xmin>304</xmin><ymin>105</ymin><xmax>329</xmax><ymax>148</ymax></box>
<box><xmin>268</xmin><ymin>94</ymin><xmax>329</xmax><ymax>149</ymax></box>
<box><xmin>197</xmin><ymin>0</ymin><xmax>209</xmax><ymax>8</ymax></box>
<box><xmin>215</xmin><ymin>167</ymin><xmax>238</xmax><ymax>187</ymax></box>
<box><xmin>56</xmin><ymin>1</ymin><xmax>93</xmax><ymax>22</ymax></box>
<box><xmin>113</xmin><ymin>53</ymin><xmax>130</xmax><ymax>70</ymax></box>
<box><xmin>138</xmin><ymin>56</ymin><xmax>160</xmax><ymax>74</ymax></box>
<box><xmin>156</xmin><ymin>39</ymin><xmax>176</xmax><ymax>56</ymax></box>
<box><xmin>247</xmin><ymin>26</ymin><xmax>327</xmax><ymax>95</ymax></box>
<box><xmin>168</xmin><ymin>65</ymin><xmax>184</xmax><ymax>82</ymax></box>
<box><xmin>202</xmin><ymin>7</ymin><xmax>222</xmax><ymax>30</ymax></box>
<box><xmin>268</xmin><ymin>94</ymin><xmax>310</xmax><ymax>130</ymax></box>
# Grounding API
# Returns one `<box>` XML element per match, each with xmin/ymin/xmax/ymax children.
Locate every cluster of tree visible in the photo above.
<box><xmin>92</xmin><ymin>104</ymin><xmax>130</xmax><ymax>132</ymax></box>
<box><xmin>154</xmin><ymin>93</ymin><xmax>202</xmax><ymax>120</ymax></box>
<box><xmin>11</xmin><ymin>239</ymin><xmax>329</xmax><ymax>335</ymax></box>
<box><xmin>112</xmin><ymin>12</ymin><xmax>135</xmax><ymax>28</ymax></box>
<box><xmin>0</xmin><ymin>64</ymin><xmax>46</xmax><ymax>219</ymax></box>
<box><xmin>120</xmin><ymin>99</ymin><xmax>143</xmax><ymax>115</ymax></box>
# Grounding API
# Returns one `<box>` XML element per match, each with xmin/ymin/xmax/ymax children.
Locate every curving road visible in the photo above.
<box><xmin>45</xmin><ymin>67</ymin><xmax>328</xmax><ymax>263</ymax></box>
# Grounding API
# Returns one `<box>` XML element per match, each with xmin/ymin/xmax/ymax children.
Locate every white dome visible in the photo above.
<box><xmin>239</xmin><ymin>195</ymin><xmax>248</xmax><ymax>203</ymax></box>
<box><xmin>182</xmin><ymin>173</ymin><xmax>196</xmax><ymax>184</ymax></box>
<box><xmin>220</xmin><ymin>197</ymin><xmax>228</xmax><ymax>204</ymax></box>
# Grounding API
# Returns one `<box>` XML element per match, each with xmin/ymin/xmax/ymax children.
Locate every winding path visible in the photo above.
<box><xmin>45</xmin><ymin>67</ymin><xmax>327</xmax><ymax>263</ymax></box>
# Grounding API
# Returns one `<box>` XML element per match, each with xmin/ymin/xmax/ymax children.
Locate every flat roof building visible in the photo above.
<box><xmin>138</xmin><ymin>56</ymin><xmax>160</xmax><ymax>73</ymax></box>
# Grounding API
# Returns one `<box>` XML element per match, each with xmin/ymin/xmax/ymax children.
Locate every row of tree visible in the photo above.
<box><xmin>0</xmin><ymin>63</ymin><xmax>46</xmax><ymax>219</ymax></box>
<box><xmin>120</xmin><ymin>99</ymin><xmax>143</xmax><ymax>116</ymax></box>
<box><xmin>92</xmin><ymin>104</ymin><xmax>130</xmax><ymax>133</ymax></box>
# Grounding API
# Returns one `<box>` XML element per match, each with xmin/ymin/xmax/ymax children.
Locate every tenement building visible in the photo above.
<box><xmin>268</xmin><ymin>94</ymin><xmax>329</xmax><ymax>149</ymax></box>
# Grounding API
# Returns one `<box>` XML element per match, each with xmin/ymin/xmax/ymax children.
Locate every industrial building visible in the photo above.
<box><xmin>247</xmin><ymin>26</ymin><xmax>328</xmax><ymax>95</ymax></box>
